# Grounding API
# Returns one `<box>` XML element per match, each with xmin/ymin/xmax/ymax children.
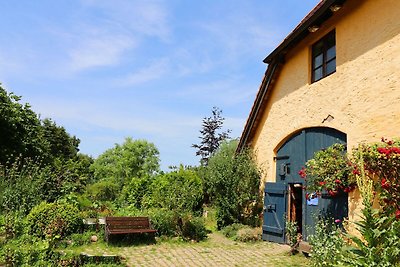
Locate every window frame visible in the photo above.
<box><xmin>311</xmin><ymin>30</ymin><xmax>336</xmax><ymax>83</ymax></box>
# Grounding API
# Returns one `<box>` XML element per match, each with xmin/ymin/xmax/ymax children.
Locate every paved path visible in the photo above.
<box><xmin>84</xmin><ymin>233</ymin><xmax>308</xmax><ymax>267</ymax></box>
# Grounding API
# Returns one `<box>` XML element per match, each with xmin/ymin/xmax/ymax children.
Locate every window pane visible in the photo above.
<box><xmin>313</xmin><ymin>41</ymin><xmax>324</xmax><ymax>56</ymax></box>
<box><xmin>326</xmin><ymin>31</ymin><xmax>336</xmax><ymax>48</ymax></box>
<box><xmin>326</xmin><ymin>59</ymin><xmax>336</xmax><ymax>75</ymax></box>
<box><xmin>327</xmin><ymin>46</ymin><xmax>336</xmax><ymax>61</ymax></box>
<box><xmin>314</xmin><ymin>53</ymin><xmax>323</xmax><ymax>68</ymax></box>
<box><xmin>314</xmin><ymin>67</ymin><xmax>323</xmax><ymax>81</ymax></box>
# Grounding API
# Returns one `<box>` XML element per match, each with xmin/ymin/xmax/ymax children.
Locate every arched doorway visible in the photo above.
<box><xmin>262</xmin><ymin>127</ymin><xmax>347</xmax><ymax>243</ymax></box>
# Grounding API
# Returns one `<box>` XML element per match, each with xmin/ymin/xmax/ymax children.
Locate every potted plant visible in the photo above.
<box><xmin>299</xmin><ymin>144</ymin><xmax>356</xmax><ymax>198</ymax></box>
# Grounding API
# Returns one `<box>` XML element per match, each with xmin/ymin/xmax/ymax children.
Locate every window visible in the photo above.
<box><xmin>312</xmin><ymin>30</ymin><xmax>336</xmax><ymax>82</ymax></box>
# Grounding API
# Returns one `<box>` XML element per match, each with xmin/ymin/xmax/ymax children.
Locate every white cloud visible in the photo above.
<box><xmin>80</xmin><ymin>0</ymin><xmax>170</xmax><ymax>41</ymax></box>
<box><xmin>116</xmin><ymin>58</ymin><xmax>170</xmax><ymax>86</ymax></box>
<box><xmin>68</xmin><ymin>30</ymin><xmax>136</xmax><ymax>72</ymax></box>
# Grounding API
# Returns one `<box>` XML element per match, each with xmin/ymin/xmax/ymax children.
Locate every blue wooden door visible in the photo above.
<box><xmin>265</xmin><ymin>127</ymin><xmax>347</xmax><ymax>243</ymax></box>
<box><xmin>262</xmin><ymin>182</ymin><xmax>287</xmax><ymax>243</ymax></box>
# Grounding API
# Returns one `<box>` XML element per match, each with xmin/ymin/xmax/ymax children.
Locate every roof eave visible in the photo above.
<box><xmin>264</xmin><ymin>0</ymin><xmax>346</xmax><ymax>64</ymax></box>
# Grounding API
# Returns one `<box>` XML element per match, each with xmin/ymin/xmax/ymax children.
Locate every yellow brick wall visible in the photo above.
<box><xmin>250</xmin><ymin>0</ymin><xmax>400</xmax><ymax>224</ymax></box>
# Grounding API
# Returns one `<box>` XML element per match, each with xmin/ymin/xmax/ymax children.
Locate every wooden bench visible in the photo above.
<box><xmin>105</xmin><ymin>216</ymin><xmax>157</xmax><ymax>242</ymax></box>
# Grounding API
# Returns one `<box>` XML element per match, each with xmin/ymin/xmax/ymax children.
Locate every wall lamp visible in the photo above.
<box><xmin>308</xmin><ymin>25</ymin><xmax>320</xmax><ymax>33</ymax></box>
<box><xmin>330</xmin><ymin>4</ymin><xmax>342</xmax><ymax>12</ymax></box>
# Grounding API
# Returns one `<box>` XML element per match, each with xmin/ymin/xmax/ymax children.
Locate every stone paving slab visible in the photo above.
<box><xmin>83</xmin><ymin>233</ymin><xmax>308</xmax><ymax>267</ymax></box>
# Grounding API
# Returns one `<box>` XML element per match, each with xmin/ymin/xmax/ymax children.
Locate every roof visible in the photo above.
<box><xmin>237</xmin><ymin>0</ymin><xmax>347</xmax><ymax>151</ymax></box>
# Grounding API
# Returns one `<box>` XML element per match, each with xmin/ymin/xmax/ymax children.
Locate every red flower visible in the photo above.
<box><xmin>377</xmin><ymin>147</ymin><xmax>391</xmax><ymax>156</ymax></box>
<box><xmin>319</xmin><ymin>181</ymin><xmax>326</xmax><ymax>186</ymax></box>
<box><xmin>381</xmin><ymin>178</ymin><xmax>390</xmax><ymax>190</ymax></box>
<box><xmin>328</xmin><ymin>190</ymin><xmax>338</xmax><ymax>197</ymax></box>
<box><xmin>352</xmin><ymin>169</ymin><xmax>360</xmax><ymax>175</ymax></box>
<box><xmin>391</xmin><ymin>147</ymin><xmax>400</xmax><ymax>154</ymax></box>
<box><xmin>335</xmin><ymin>179</ymin><xmax>341</xmax><ymax>184</ymax></box>
<box><xmin>396</xmin><ymin>210</ymin><xmax>400</xmax><ymax>220</ymax></box>
<box><xmin>298</xmin><ymin>167</ymin><xmax>307</xmax><ymax>178</ymax></box>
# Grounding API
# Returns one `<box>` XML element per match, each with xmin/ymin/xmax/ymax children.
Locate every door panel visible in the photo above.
<box><xmin>271</xmin><ymin>127</ymin><xmax>347</xmax><ymax>242</ymax></box>
<box><xmin>262</xmin><ymin>182</ymin><xmax>287</xmax><ymax>243</ymax></box>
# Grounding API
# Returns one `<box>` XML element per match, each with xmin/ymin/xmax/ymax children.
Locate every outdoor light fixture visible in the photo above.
<box><xmin>308</xmin><ymin>25</ymin><xmax>320</xmax><ymax>33</ymax></box>
<box><xmin>330</xmin><ymin>4</ymin><xmax>342</xmax><ymax>12</ymax></box>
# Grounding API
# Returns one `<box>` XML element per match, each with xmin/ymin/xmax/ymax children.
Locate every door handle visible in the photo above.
<box><xmin>264</xmin><ymin>204</ymin><xmax>276</xmax><ymax>212</ymax></box>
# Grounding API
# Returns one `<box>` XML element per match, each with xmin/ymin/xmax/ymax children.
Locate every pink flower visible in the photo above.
<box><xmin>334</xmin><ymin>219</ymin><xmax>341</xmax><ymax>223</ymax></box>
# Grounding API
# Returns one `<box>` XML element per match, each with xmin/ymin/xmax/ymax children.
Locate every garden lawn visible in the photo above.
<box><xmin>75</xmin><ymin>232</ymin><xmax>309</xmax><ymax>267</ymax></box>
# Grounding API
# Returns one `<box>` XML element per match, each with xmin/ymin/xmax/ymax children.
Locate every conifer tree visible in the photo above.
<box><xmin>192</xmin><ymin>107</ymin><xmax>231</xmax><ymax>165</ymax></box>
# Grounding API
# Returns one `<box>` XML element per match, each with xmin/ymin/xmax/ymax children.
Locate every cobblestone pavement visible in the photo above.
<box><xmin>84</xmin><ymin>233</ymin><xmax>308</xmax><ymax>267</ymax></box>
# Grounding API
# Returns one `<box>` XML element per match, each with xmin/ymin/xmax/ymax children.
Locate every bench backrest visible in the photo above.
<box><xmin>105</xmin><ymin>216</ymin><xmax>152</xmax><ymax>230</ymax></box>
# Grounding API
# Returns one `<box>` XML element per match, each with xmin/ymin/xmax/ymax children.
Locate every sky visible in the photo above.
<box><xmin>0</xmin><ymin>0</ymin><xmax>320</xmax><ymax>170</ymax></box>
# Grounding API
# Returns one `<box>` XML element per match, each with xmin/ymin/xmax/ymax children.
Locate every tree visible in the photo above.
<box><xmin>90</xmin><ymin>137</ymin><xmax>160</xmax><ymax>189</ymax></box>
<box><xmin>0</xmin><ymin>85</ymin><xmax>48</xmax><ymax>164</ymax></box>
<box><xmin>42</xmin><ymin>118</ymin><xmax>80</xmax><ymax>162</ymax></box>
<box><xmin>192</xmin><ymin>107</ymin><xmax>231</xmax><ymax>165</ymax></box>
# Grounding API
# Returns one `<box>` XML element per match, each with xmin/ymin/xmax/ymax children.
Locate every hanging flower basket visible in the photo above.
<box><xmin>299</xmin><ymin>144</ymin><xmax>357</xmax><ymax>198</ymax></box>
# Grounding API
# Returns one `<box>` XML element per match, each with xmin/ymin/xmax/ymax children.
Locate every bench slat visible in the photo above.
<box><xmin>105</xmin><ymin>216</ymin><xmax>157</xmax><ymax>242</ymax></box>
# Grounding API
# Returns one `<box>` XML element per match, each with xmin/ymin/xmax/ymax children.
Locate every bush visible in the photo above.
<box><xmin>0</xmin><ymin>158</ymin><xmax>46</xmax><ymax>215</ymax></box>
<box><xmin>120</xmin><ymin>176</ymin><xmax>153</xmax><ymax>208</ymax></box>
<box><xmin>342</xmin><ymin>206</ymin><xmax>400</xmax><ymax>266</ymax></box>
<box><xmin>204</xmin><ymin>140</ymin><xmax>262</xmax><ymax>229</ymax></box>
<box><xmin>27</xmin><ymin>202</ymin><xmax>83</xmax><ymax>239</ymax></box>
<box><xmin>309</xmin><ymin>219</ymin><xmax>344</xmax><ymax>267</ymax></box>
<box><xmin>86</xmin><ymin>180</ymin><xmax>119</xmax><ymax>202</ymax></box>
<box><xmin>221</xmin><ymin>224</ymin><xmax>261</xmax><ymax>242</ymax></box>
<box><xmin>180</xmin><ymin>215</ymin><xmax>208</xmax><ymax>241</ymax></box>
<box><xmin>235</xmin><ymin>227</ymin><xmax>262</xmax><ymax>242</ymax></box>
<box><xmin>0</xmin><ymin>235</ymin><xmax>61</xmax><ymax>266</ymax></box>
<box><xmin>144</xmin><ymin>208</ymin><xmax>178</xmax><ymax>237</ymax></box>
<box><xmin>143</xmin><ymin>166</ymin><xmax>203</xmax><ymax>214</ymax></box>
<box><xmin>221</xmin><ymin>223</ymin><xmax>246</xmax><ymax>238</ymax></box>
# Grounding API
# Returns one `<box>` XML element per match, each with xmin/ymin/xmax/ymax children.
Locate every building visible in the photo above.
<box><xmin>237</xmin><ymin>0</ymin><xmax>400</xmax><ymax>245</ymax></box>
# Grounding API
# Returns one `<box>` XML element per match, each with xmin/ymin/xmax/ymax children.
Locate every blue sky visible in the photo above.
<box><xmin>0</xmin><ymin>0</ymin><xmax>319</xmax><ymax>170</ymax></box>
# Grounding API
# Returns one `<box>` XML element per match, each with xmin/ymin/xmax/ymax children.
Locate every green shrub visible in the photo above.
<box><xmin>285</xmin><ymin>220</ymin><xmax>300</xmax><ymax>253</ymax></box>
<box><xmin>145</xmin><ymin>208</ymin><xmax>177</xmax><ymax>237</ymax></box>
<box><xmin>86</xmin><ymin>180</ymin><xmax>119</xmax><ymax>202</ymax></box>
<box><xmin>221</xmin><ymin>223</ymin><xmax>246</xmax><ymax>238</ymax></box>
<box><xmin>221</xmin><ymin>223</ymin><xmax>260</xmax><ymax>242</ymax></box>
<box><xmin>3</xmin><ymin>212</ymin><xmax>25</xmax><ymax>239</ymax></box>
<box><xmin>0</xmin><ymin>235</ymin><xmax>60</xmax><ymax>266</ymax></box>
<box><xmin>180</xmin><ymin>215</ymin><xmax>208</xmax><ymax>241</ymax></box>
<box><xmin>204</xmin><ymin>140</ymin><xmax>262</xmax><ymax>229</ymax></box>
<box><xmin>27</xmin><ymin>202</ymin><xmax>83</xmax><ymax>239</ymax></box>
<box><xmin>143</xmin><ymin>166</ymin><xmax>203</xmax><ymax>214</ymax></box>
<box><xmin>0</xmin><ymin>158</ymin><xmax>46</xmax><ymax>215</ymax></box>
<box><xmin>121</xmin><ymin>176</ymin><xmax>152</xmax><ymax>208</ymax></box>
<box><xmin>235</xmin><ymin>227</ymin><xmax>261</xmax><ymax>242</ymax></box>
<box><xmin>341</xmin><ymin>206</ymin><xmax>400</xmax><ymax>267</ymax></box>
<box><xmin>309</xmin><ymin>219</ymin><xmax>344</xmax><ymax>267</ymax></box>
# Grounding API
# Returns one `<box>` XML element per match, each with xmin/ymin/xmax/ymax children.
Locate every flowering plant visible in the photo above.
<box><xmin>300</xmin><ymin>144</ymin><xmax>356</xmax><ymax>197</ymax></box>
<box><xmin>352</xmin><ymin>138</ymin><xmax>400</xmax><ymax>219</ymax></box>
